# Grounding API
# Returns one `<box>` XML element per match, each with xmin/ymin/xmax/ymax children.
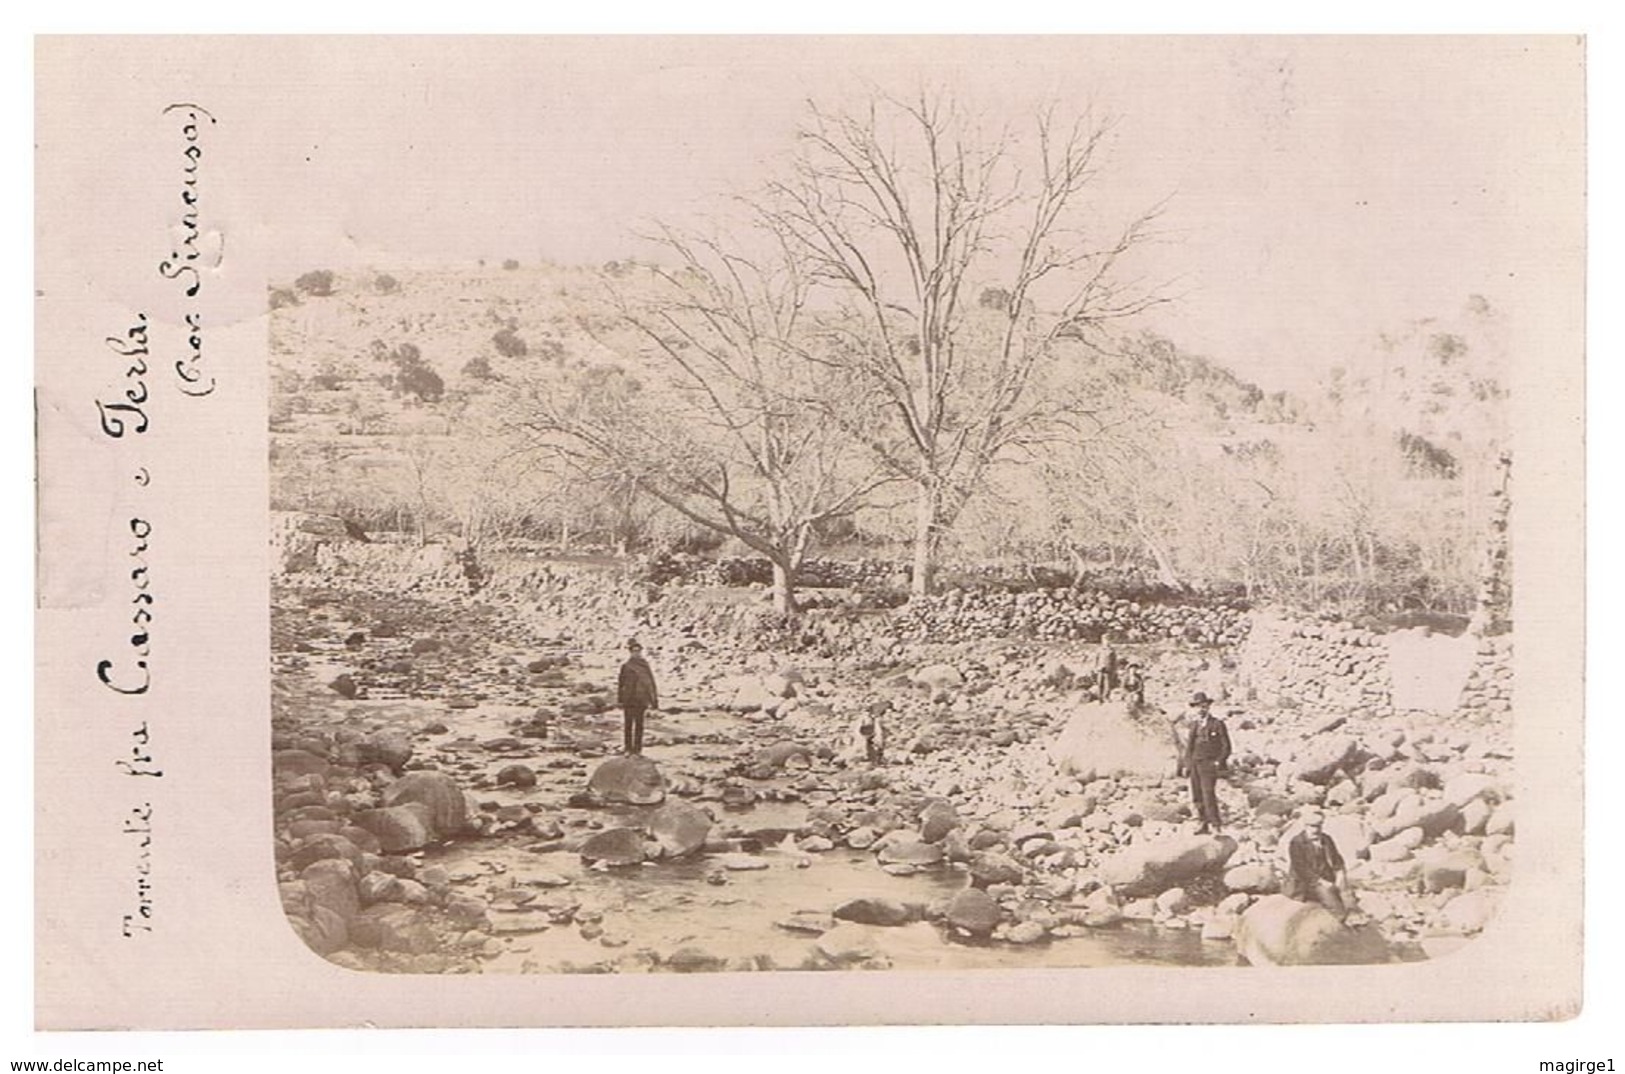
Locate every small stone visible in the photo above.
<box><xmin>833</xmin><ymin>897</ymin><xmax>917</xmax><ymax>927</ymax></box>
<box><xmin>718</xmin><ymin>854</ymin><xmax>770</xmax><ymax>871</ymax></box>
<box><xmin>776</xmin><ymin>911</ymin><xmax>836</xmax><ymax>935</ymax></box>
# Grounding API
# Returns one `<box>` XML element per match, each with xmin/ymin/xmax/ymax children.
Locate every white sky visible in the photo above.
<box><xmin>38</xmin><ymin>35</ymin><xmax>1584</xmax><ymax>393</ymax></box>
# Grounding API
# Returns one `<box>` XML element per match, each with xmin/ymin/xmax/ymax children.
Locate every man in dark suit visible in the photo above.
<box><xmin>1184</xmin><ymin>692</ymin><xmax>1232</xmax><ymax>833</ymax></box>
<box><xmin>617</xmin><ymin>639</ymin><xmax>658</xmax><ymax>755</ymax></box>
<box><xmin>1288</xmin><ymin>808</ymin><xmax>1352</xmax><ymax>921</ymax></box>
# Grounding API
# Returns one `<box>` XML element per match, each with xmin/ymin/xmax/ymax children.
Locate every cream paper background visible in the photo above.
<box><xmin>33</xmin><ymin>35</ymin><xmax>1584</xmax><ymax>1030</ymax></box>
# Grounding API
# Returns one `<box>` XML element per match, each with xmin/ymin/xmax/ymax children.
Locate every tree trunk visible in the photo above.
<box><xmin>1138</xmin><ymin>528</ymin><xmax>1182</xmax><ymax>590</ymax></box>
<box><xmin>771</xmin><ymin>561</ymin><xmax>800</xmax><ymax>616</ymax></box>
<box><xmin>910</xmin><ymin>486</ymin><xmax>939</xmax><ymax>599</ymax></box>
<box><xmin>1066</xmin><ymin>544</ymin><xmax>1088</xmax><ymax>589</ymax></box>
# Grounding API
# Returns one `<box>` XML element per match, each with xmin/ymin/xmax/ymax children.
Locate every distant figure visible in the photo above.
<box><xmin>838</xmin><ymin>709</ymin><xmax>887</xmax><ymax>767</ymax></box>
<box><xmin>616</xmin><ymin>639</ymin><xmax>658</xmax><ymax>755</ymax></box>
<box><xmin>1184</xmin><ymin>692</ymin><xmax>1232</xmax><ymax>834</ymax></box>
<box><xmin>1095</xmin><ymin>636</ymin><xmax>1119</xmax><ymax>698</ymax></box>
<box><xmin>1287</xmin><ymin>808</ymin><xmax>1352</xmax><ymax>922</ymax></box>
<box><xmin>1121</xmin><ymin>662</ymin><xmax>1145</xmax><ymax>709</ymax></box>
<box><xmin>858</xmin><ymin>709</ymin><xmax>887</xmax><ymax>767</ymax></box>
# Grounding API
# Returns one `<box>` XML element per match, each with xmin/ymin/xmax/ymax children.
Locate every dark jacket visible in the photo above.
<box><xmin>617</xmin><ymin>655</ymin><xmax>658</xmax><ymax>709</ymax></box>
<box><xmin>1185</xmin><ymin>714</ymin><xmax>1232</xmax><ymax>767</ymax></box>
<box><xmin>1288</xmin><ymin>830</ymin><xmax>1346</xmax><ymax>895</ymax></box>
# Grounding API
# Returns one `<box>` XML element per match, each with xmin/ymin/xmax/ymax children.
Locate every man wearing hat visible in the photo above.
<box><xmin>617</xmin><ymin>639</ymin><xmax>659</xmax><ymax>755</ymax></box>
<box><xmin>1287</xmin><ymin>807</ymin><xmax>1352</xmax><ymax>921</ymax></box>
<box><xmin>1184</xmin><ymin>692</ymin><xmax>1232</xmax><ymax>833</ymax></box>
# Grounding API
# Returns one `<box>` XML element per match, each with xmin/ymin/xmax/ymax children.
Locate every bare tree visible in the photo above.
<box><xmin>515</xmin><ymin>229</ymin><xmax>895</xmax><ymax>614</ymax></box>
<box><xmin>758</xmin><ymin>91</ymin><xmax>1168</xmax><ymax>596</ymax></box>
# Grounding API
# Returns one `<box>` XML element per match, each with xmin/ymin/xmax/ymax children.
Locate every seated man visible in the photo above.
<box><xmin>1287</xmin><ymin>808</ymin><xmax>1353</xmax><ymax>922</ymax></box>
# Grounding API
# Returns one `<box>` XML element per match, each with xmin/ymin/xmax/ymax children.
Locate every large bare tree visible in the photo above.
<box><xmin>516</xmin><ymin>228</ymin><xmax>894</xmax><ymax>614</ymax></box>
<box><xmin>758</xmin><ymin>91</ymin><xmax>1168</xmax><ymax>596</ymax></box>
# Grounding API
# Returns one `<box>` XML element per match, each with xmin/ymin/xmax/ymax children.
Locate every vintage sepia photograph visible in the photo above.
<box><xmin>33</xmin><ymin>33</ymin><xmax>1587</xmax><ymax>1033</ymax></box>
<box><xmin>263</xmin><ymin>37</ymin><xmax>1545</xmax><ymax>976</ymax></box>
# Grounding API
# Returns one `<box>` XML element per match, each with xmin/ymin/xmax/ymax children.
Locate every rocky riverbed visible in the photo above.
<box><xmin>272</xmin><ymin>560</ymin><xmax>1514</xmax><ymax>975</ymax></box>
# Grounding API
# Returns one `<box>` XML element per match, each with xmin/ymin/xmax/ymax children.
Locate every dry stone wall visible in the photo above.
<box><xmin>1239</xmin><ymin>613</ymin><xmax>1395</xmax><ymax>718</ymax></box>
<box><xmin>1453</xmin><ymin>635</ymin><xmax>1513</xmax><ymax>722</ymax></box>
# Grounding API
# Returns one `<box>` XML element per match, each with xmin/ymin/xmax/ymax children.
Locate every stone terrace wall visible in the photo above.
<box><xmin>1454</xmin><ymin>635</ymin><xmax>1513</xmax><ymax>722</ymax></box>
<box><xmin>1238</xmin><ymin>613</ymin><xmax>1395</xmax><ymax>718</ymax></box>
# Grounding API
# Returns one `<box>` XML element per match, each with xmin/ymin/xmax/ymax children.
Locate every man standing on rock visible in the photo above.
<box><xmin>1095</xmin><ymin>635</ymin><xmax>1120</xmax><ymax>698</ymax></box>
<box><xmin>1287</xmin><ymin>808</ymin><xmax>1352</xmax><ymax>922</ymax></box>
<box><xmin>617</xmin><ymin>639</ymin><xmax>658</xmax><ymax>755</ymax></box>
<box><xmin>1184</xmin><ymin>692</ymin><xmax>1231</xmax><ymax>833</ymax></box>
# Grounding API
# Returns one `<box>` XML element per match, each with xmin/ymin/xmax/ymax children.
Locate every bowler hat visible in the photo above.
<box><xmin>1191</xmin><ymin>692</ymin><xmax>1212</xmax><ymax>706</ymax></box>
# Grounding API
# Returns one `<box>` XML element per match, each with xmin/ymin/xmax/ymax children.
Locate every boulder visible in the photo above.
<box><xmin>717</xmin><ymin>676</ymin><xmax>775</xmax><ymax>714</ymax></box>
<box><xmin>1323</xmin><ymin>814</ymin><xmax>1372</xmax><ymax>862</ymax></box>
<box><xmin>968</xmin><ymin>851</ymin><xmax>1025</xmax><ymax>888</ymax></box>
<box><xmin>1460</xmin><ymin>798</ymin><xmax>1492</xmax><ymax>836</ymax></box>
<box><xmin>289</xmin><ymin>905</ymin><xmax>348</xmax><ymax>955</ymax></box>
<box><xmin>845</xmin><ymin>827</ymin><xmax>878</xmax><ymax>850</ymax></box>
<box><xmin>495</xmin><ymin>764</ymin><xmax>538</xmax><ymax>790</ymax></box>
<box><xmin>754</xmin><ymin>742</ymin><xmax>814</xmax><ymax>770</ymax></box>
<box><xmin>349</xmin><ymin>905</ymin><xmax>435</xmax><ymax>953</ymax></box>
<box><xmin>1371</xmin><ymin>799</ymin><xmax>1462</xmax><ymax>842</ymax></box>
<box><xmin>1234</xmin><ymin>894</ymin><xmax>1394</xmax><ymax>966</ymax></box>
<box><xmin>763</xmin><ymin>670</ymin><xmax>803</xmax><ymax>699</ymax></box>
<box><xmin>587</xmin><ymin>755</ymin><xmax>666</xmax><ymax>805</ymax></box>
<box><xmin>946</xmin><ymin>888</ymin><xmax>1003</xmax><ymax>937</ymax></box>
<box><xmin>381</xmin><ymin>771</ymin><xmax>469</xmax><ymax>838</ymax></box>
<box><xmin>664</xmin><ymin>946</ymin><xmax>728</xmax><ymax>973</ymax></box>
<box><xmin>1442</xmin><ymin>773</ymin><xmax>1503</xmax><ymax>811</ymax></box>
<box><xmin>918</xmin><ymin>799</ymin><xmax>962</xmax><ymax>843</ymax></box>
<box><xmin>1290</xmin><ymin>736</ymin><xmax>1358</xmax><ymax>785</ymax></box>
<box><xmin>833</xmin><ymin>897</ymin><xmax>918</xmax><ymax>927</ymax></box>
<box><xmin>300</xmin><ymin>859</ymin><xmax>360</xmax><ymax>923</ymax></box>
<box><xmin>815</xmin><ymin>923</ymin><xmax>888</xmax><ymax>966</ymax></box>
<box><xmin>358</xmin><ymin>730</ymin><xmax>413</xmax><ymax>772</ymax></box>
<box><xmin>1368</xmin><ymin>827</ymin><xmax>1426</xmax><ymax>863</ymax></box>
<box><xmin>1155</xmin><ymin>888</ymin><xmax>1191</xmax><ymax>915</ymax></box>
<box><xmin>1101</xmin><ymin>834</ymin><xmax>1237</xmax><ymax>897</ymax></box>
<box><xmin>1222</xmin><ymin>862</ymin><xmax>1279</xmax><ymax>894</ymax></box>
<box><xmin>912</xmin><ymin>663</ymin><xmax>965</xmax><ymax>692</ymax></box>
<box><xmin>877</xmin><ymin>837</ymin><xmax>944</xmax><ymax>867</ymax></box>
<box><xmin>1006</xmin><ymin>921</ymin><xmax>1048</xmax><ymax>944</ymax></box>
<box><xmin>776</xmin><ymin>911</ymin><xmax>837</xmax><ymax>935</ymax></box>
<box><xmin>580</xmin><ymin>828</ymin><xmax>648</xmax><ymax>867</ymax></box>
<box><xmin>351</xmin><ymin>804</ymin><xmax>436</xmax><ymax>853</ymax></box>
<box><xmin>647</xmin><ymin>800</ymin><xmax>712</xmax><ymax>859</ymax></box>
<box><xmin>358</xmin><ymin>870</ymin><xmax>404</xmax><ymax>906</ymax></box>
<box><xmin>286</xmin><ymin>833</ymin><xmax>364</xmax><ymax>872</ymax></box>
<box><xmin>1048</xmin><ymin>700</ymin><xmax>1171</xmax><ymax>781</ymax></box>
<box><xmin>1418</xmin><ymin>847</ymin><xmax>1481</xmax><ymax>893</ymax></box>
<box><xmin>273</xmin><ymin>750</ymin><xmax>330</xmax><ymax>778</ymax></box>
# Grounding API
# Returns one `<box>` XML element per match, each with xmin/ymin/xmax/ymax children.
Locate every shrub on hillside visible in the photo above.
<box><xmin>492</xmin><ymin>328</ymin><xmax>528</xmax><ymax>358</ymax></box>
<box><xmin>395</xmin><ymin>363</ymin><xmax>444</xmax><ymax>403</ymax></box>
<box><xmin>295</xmin><ymin>270</ymin><xmax>336</xmax><ymax>297</ymax></box>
